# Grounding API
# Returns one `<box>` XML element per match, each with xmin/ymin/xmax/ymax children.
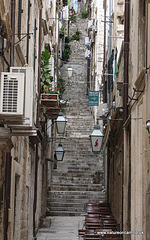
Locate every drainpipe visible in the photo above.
<box><xmin>4</xmin><ymin>153</ymin><xmax>12</xmax><ymax>240</ymax></box>
<box><xmin>33</xmin><ymin>8</ymin><xmax>42</xmax><ymax>239</ymax></box>
<box><xmin>123</xmin><ymin>0</ymin><xmax>130</xmax><ymax>123</ymax></box>
<box><xmin>122</xmin><ymin>0</ymin><xmax>130</xmax><ymax>232</ymax></box>
<box><xmin>36</xmin><ymin>9</ymin><xmax>42</xmax><ymax>128</ymax></box>
<box><xmin>33</xmin><ymin>145</ymin><xmax>39</xmax><ymax>239</ymax></box>
<box><xmin>103</xmin><ymin>0</ymin><xmax>107</xmax><ymax>103</ymax></box>
<box><xmin>10</xmin><ymin>0</ymin><xmax>16</xmax><ymax>66</ymax></box>
<box><xmin>107</xmin><ymin>0</ymin><xmax>112</xmax><ymax>109</ymax></box>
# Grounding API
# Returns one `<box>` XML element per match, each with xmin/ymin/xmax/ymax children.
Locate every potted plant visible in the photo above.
<box><xmin>70</xmin><ymin>14</ymin><xmax>77</xmax><ymax>23</ymax></box>
<box><xmin>40</xmin><ymin>49</ymin><xmax>53</xmax><ymax>95</ymax></box>
<box><xmin>59</xmin><ymin>28</ymin><xmax>66</xmax><ymax>38</ymax></box>
<box><xmin>82</xmin><ymin>9</ymin><xmax>88</xmax><ymax>18</ymax></box>
<box><xmin>71</xmin><ymin>30</ymin><xmax>81</xmax><ymax>41</ymax></box>
<box><xmin>65</xmin><ymin>36</ymin><xmax>70</xmax><ymax>43</ymax></box>
<box><xmin>62</xmin><ymin>43</ymin><xmax>71</xmax><ymax>62</ymax></box>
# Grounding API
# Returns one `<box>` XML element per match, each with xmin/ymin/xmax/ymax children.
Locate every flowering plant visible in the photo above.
<box><xmin>71</xmin><ymin>33</ymin><xmax>80</xmax><ymax>41</ymax></box>
<box><xmin>49</xmin><ymin>87</ymin><xmax>60</xmax><ymax>94</ymax></box>
<box><xmin>43</xmin><ymin>86</ymin><xmax>60</xmax><ymax>94</ymax></box>
<box><xmin>59</xmin><ymin>28</ymin><xmax>66</xmax><ymax>38</ymax></box>
<box><xmin>71</xmin><ymin>30</ymin><xmax>81</xmax><ymax>41</ymax></box>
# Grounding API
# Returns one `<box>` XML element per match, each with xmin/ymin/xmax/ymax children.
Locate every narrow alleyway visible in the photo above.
<box><xmin>37</xmin><ymin>5</ymin><xmax>105</xmax><ymax>239</ymax></box>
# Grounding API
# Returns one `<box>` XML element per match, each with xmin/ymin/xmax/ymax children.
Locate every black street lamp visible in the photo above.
<box><xmin>90</xmin><ymin>125</ymin><xmax>104</xmax><ymax>152</ymax></box>
<box><xmin>55</xmin><ymin>143</ymin><xmax>65</xmax><ymax>161</ymax></box>
<box><xmin>56</xmin><ymin>112</ymin><xmax>68</xmax><ymax>134</ymax></box>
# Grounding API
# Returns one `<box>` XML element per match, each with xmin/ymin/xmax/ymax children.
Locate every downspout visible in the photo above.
<box><xmin>33</xmin><ymin>145</ymin><xmax>39</xmax><ymax>239</ymax></box>
<box><xmin>145</xmin><ymin>0</ymin><xmax>149</xmax><ymax>152</ymax></box>
<box><xmin>33</xmin><ymin>8</ymin><xmax>42</xmax><ymax>239</ymax></box>
<box><xmin>10</xmin><ymin>0</ymin><xmax>16</xmax><ymax>66</ymax></box>
<box><xmin>4</xmin><ymin>153</ymin><xmax>12</xmax><ymax>240</ymax></box>
<box><xmin>108</xmin><ymin>0</ymin><xmax>112</xmax><ymax>109</ymax></box>
<box><xmin>123</xmin><ymin>0</ymin><xmax>130</xmax><ymax>123</ymax></box>
<box><xmin>103</xmin><ymin>0</ymin><xmax>107</xmax><ymax>103</ymax></box>
<box><xmin>123</xmin><ymin>0</ymin><xmax>130</xmax><ymax>231</ymax></box>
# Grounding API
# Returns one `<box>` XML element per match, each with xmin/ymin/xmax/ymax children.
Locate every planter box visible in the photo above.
<box><xmin>40</xmin><ymin>94</ymin><xmax>60</xmax><ymax>119</ymax></box>
<box><xmin>40</xmin><ymin>94</ymin><xmax>59</xmax><ymax>108</ymax></box>
<box><xmin>41</xmin><ymin>94</ymin><xmax>58</xmax><ymax>100</ymax></box>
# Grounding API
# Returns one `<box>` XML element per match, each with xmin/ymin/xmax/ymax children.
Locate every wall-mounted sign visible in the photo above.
<box><xmin>88</xmin><ymin>91</ymin><xmax>99</xmax><ymax>106</ymax></box>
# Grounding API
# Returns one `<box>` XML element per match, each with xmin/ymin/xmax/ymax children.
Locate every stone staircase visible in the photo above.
<box><xmin>46</xmin><ymin>7</ymin><xmax>105</xmax><ymax>216</ymax></box>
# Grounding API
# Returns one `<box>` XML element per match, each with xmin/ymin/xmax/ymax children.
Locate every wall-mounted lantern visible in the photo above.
<box><xmin>146</xmin><ymin>120</ymin><xmax>150</xmax><ymax>133</ymax></box>
<box><xmin>55</xmin><ymin>143</ymin><xmax>65</xmax><ymax>161</ymax></box>
<box><xmin>67</xmin><ymin>66</ymin><xmax>73</xmax><ymax>78</ymax></box>
<box><xmin>90</xmin><ymin>125</ymin><xmax>104</xmax><ymax>152</ymax></box>
<box><xmin>56</xmin><ymin>112</ymin><xmax>67</xmax><ymax>134</ymax></box>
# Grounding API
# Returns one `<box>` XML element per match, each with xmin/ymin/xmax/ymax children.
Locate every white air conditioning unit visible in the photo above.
<box><xmin>0</xmin><ymin>72</ymin><xmax>25</xmax><ymax>116</ymax></box>
<box><xmin>10</xmin><ymin>67</ymin><xmax>34</xmax><ymax>127</ymax></box>
<box><xmin>85</xmin><ymin>49</ymin><xmax>92</xmax><ymax>60</ymax></box>
<box><xmin>88</xmin><ymin>20</ymin><xmax>93</xmax><ymax>31</ymax></box>
<box><xmin>99</xmin><ymin>103</ymin><xmax>108</xmax><ymax>117</ymax></box>
<box><xmin>85</xmin><ymin>37</ymin><xmax>90</xmax><ymax>48</ymax></box>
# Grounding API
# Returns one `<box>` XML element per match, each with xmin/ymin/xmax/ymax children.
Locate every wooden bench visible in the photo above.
<box><xmin>85</xmin><ymin>218</ymin><xmax>102</xmax><ymax>229</ymax></box>
<box><xmin>83</xmin><ymin>234</ymin><xmax>100</xmax><ymax>240</ymax></box>
<box><xmin>78</xmin><ymin>229</ymin><xmax>94</xmax><ymax>236</ymax></box>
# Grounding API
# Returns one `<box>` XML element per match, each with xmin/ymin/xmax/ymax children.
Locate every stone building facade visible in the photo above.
<box><xmin>100</xmin><ymin>0</ymin><xmax>150</xmax><ymax>240</ymax></box>
<box><xmin>0</xmin><ymin>0</ymin><xmax>64</xmax><ymax>239</ymax></box>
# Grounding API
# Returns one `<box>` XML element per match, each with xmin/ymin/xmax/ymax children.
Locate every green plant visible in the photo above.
<box><xmin>60</xmin><ymin>27</ymin><xmax>66</xmax><ymax>33</ymax></box>
<box><xmin>82</xmin><ymin>9</ymin><xmax>88</xmax><ymax>18</ymax></box>
<box><xmin>57</xmin><ymin>77</ymin><xmax>65</xmax><ymax>99</ymax></box>
<box><xmin>64</xmin><ymin>43</ymin><xmax>71</xmax><ymax>51</ymax></box>
<box><xmin>70</xmin><ymin>15</ymin><xmax>77</xmax><ymax>22</ymax></box>
<box><xmin>59</xmin><ymin>28</ymin><xmax>66</xmax><ymax>38</ymax></box>
<box><xmin>65</xmin><ymin>36</ymin><xmax>70</xmax><ymax>43</ymax></box>
<box><xmin>49</xmin><ymin>88</ymin><xmax>60</xmax><ymax>94</ymax></box>
<box><xmin>62</xmin><ymin>49</ymin><xmax>71</xmax><ymax>61</ymax></box>
<box><xmin>71</xmin><ymin>30</ymin><xmax>81</xmax><ymax>41</ymax></box>
<box><xmin>40</xmin><ymin>49</ymin><xmax>53</xmax><ymax>93</ymax></box>
<box><xmin>62</xmin><ymin>43</ymin><xmax>71</xmax><ymax>62</ymax></box>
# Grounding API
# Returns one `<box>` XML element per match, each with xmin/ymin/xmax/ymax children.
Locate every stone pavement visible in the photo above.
<box><xmin>36</xmin><ymin>216</ymin><xmax>85</xmax><ymax>240</ymax></box>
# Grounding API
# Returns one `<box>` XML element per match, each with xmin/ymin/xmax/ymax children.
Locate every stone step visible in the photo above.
<box><xmin>47</xmin><ymin>202</ymin><xmax>84</xmax><ymax>208</ymax></box>
<box><xmin>46</xmin><ymin>210</ymin><xmax>83</xmax><ymax>216</ymax></box>
<box><xmin>47</xmin><ymin>204</ymin><xmax>84</xmax><ymax>212</ymax></box>
<box><xmin>52</xmin><ymin>172</ymin><xmax>99</xmax><ymax>178</ymax></box>
<box><xmin>51</xmin><ymin>183</ymin><xmax>103</xmax><ymax>191</ymax></box>
<box><xmin>47</xmin><ymin>191</ymin><xmax>105</xmax><ymax>203</ymax></box>
<box><xmin>46</xmin><ymin>14</ymin><xmax>105</xmax><ymax>218</ymax></box>
<box><xmin>47</xmin><ymin>191</ymin><xmax>105</xmax><ymax>199</ymax></box>
<box><xmin>47</xmin><ymin>207</ymin><xmax>84</xmax><ymax>214</ymax></box>
<box><xmin>52</xmin><ymin>180</ymin><xmax>97</xmax><ymax>185</ymax></box>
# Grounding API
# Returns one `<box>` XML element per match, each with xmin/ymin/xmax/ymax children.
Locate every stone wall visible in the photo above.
<box><xmin>0</xmin><ymin>0</ymin><xmax>56</xmax><ymax>239</ymax></box>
